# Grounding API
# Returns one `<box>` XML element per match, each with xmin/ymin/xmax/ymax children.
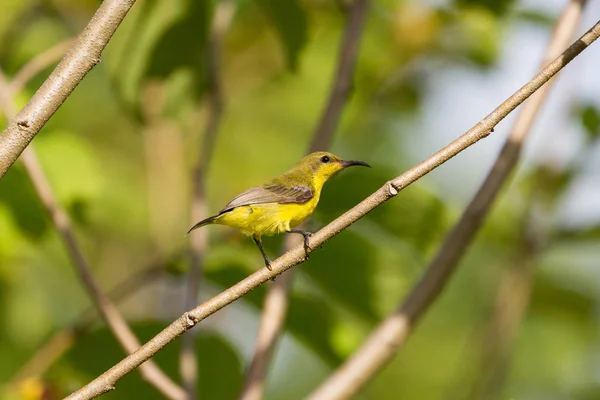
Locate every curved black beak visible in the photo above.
<box><xmin>340</xmin><ymin>159</ymin><xmax>371</xmax><ymax>168</ymax></box>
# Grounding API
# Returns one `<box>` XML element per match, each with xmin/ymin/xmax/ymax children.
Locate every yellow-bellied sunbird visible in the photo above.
<box><xmin>187</xmin><ymin>151</ymin><xmax>370</xmax><ymax>270</ymax></box>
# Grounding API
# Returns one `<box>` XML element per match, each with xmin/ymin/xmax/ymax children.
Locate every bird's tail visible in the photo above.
<box><xmin>187</xmin><ymin>214</ymin><xmax>219</xmax><ymax>234</ymax></box>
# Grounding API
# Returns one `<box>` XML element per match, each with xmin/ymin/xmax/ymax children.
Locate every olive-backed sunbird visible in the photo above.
<box><xmin>187</xmin><ymin>151</ymin><xmax>370</xmax><ymax>270</ymax></box>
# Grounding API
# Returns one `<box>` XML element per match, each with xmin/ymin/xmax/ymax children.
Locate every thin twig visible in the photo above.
<box><xmin>180</xmin><ymin>2</ymin><xmax>235</xmax><ymax>398</ymax></box>
<box><xmin>12</xmin><ymin>263</ymin><xmax>167</xmax><ymax>383</ymax></box>
<box><xmin>308</xmin><ymin>2</ymin><xmax>588</xmax><ymax>399</ymax></box>
<box><xmin>239</xmin><ymin>1</ymin><xmax>370</xmax><ymax>399</ymax></box>
<box><xmin>9</xmin><ymin>38</ymin><xmax>74</xmax><ymax>95</ymax></box>
<box><xmin>0</xmin><ymin>67</ymin><xmax>186</xmax><ymax>399</ymax></box>
<box><xmin>0</xmin><ymin>0</ymin><xmax>137</xmax><ymax>179</ymax></box>
<box><xmin>66</xmin><ymin>17</ymin><xmax>600</xmax><ymax>400</ymax></box>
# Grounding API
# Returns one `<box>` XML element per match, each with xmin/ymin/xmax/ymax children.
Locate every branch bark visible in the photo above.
<box><xmin>308</xmin><ymin>2</ymin><xmax>589</xmax><ymax>399</ymax></box>
<box><xmin>0</xmin><ymin>0</ymin><xmax>137</xmax><ymax>179</ymax></box>
<box><xmin>66</xmin><ymin>15</ymin><xmax>600</xmax><ymax>400</ymax></box>
<box><xmin>180</xmin><ymin>1</ymin><xmax>235</xmax><ymax>398</ymax></box>
<box><xmin>0</xmin><ymin>62</ymin><xmax>185</xmax><ymax>399</ymax></box>
<box><xmin>239</xmin><ymin>1</ymin><xmax>370</xmax><ymax>399</ymax></box>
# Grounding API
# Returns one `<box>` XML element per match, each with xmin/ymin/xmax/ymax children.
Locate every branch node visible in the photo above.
<box><xmin>17</xmin><ymin>120</ymin><xmax>31</xmax><ymax>129</ymax></box>
<box><xmin>388</xmin><ymin>183</ymin><xmax>398</xmax><ymax>196</ymax></box>
<box><xmin>183</xmin><ymin>312</ymin><xmax>199</xmax><ymax>328</ymax></box>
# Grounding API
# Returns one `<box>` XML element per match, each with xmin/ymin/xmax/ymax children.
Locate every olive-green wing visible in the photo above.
<box><xmin>220</xmin><ymin>184</ymin><xmax>313</xmax><ymax>213</ymax></box>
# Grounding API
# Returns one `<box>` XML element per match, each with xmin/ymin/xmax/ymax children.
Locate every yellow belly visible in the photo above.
<box><xmin>216</xmin><ymin>199</ymin><xmax>317</xmax><ymax>237</ymax></box>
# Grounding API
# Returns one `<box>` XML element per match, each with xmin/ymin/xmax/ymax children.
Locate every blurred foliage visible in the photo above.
<box><xmin>1</xmin><ymin>0</ymin><xmax>600</xmax><ymax>399</ymax></box>
<box><xmin>577</xmin><ymin>103</ymin><xmax>600</xmax><ymax>141</ymax></box>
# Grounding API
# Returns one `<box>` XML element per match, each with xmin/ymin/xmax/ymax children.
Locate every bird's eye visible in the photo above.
<box><xmin>321</xmin><ymin>156</ymin><xmax>330</xmax><ymax>163</ymax></box>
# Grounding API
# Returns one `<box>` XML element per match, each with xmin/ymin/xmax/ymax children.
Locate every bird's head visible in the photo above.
<box><xmin>297</xmin><ymin>151</ymin><xmax>371</xmax><ymax>185</ymax></box>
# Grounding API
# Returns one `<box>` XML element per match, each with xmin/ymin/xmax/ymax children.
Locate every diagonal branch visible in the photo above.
<box><xmin>239</xmin><ymin>1</ymin><xmax>370</xmax><ymax>399</ymax></box>
<box><xmin>11</xmin><ymin>261</ymin><xmax>168</xmax><ymax>384</ymax></box>
<box><xmin>0</xmin><ymin>66</ymin><xmax>185</xmax><ymax>399</ymax></box>
<box><xmin>0</xmin><ymin>0</ymin><xmax>137</xmax><ymax>179</ymax></box>
<box><xmin>308</xmin><ymin>1</ymin><xmax>589</xmax><ymax>399</ymax></box>
<box><xmin>180</xmin><ymin>1</ymin><xmax>236</xmax><ymax>398</ymax></box>
<box><xmin>65</xmin><ymin>17</ymin><xmax>600</xmax><ymax>400</ymax></box>
<box><xmin>469</xmin><ymin>202</ymin><xmax>543</xmax><ymax>400</ymax></box>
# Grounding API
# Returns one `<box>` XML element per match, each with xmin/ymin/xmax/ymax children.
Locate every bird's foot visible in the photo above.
<box><xmin>287</xmin><ymin>229</ymin><xmax>315</xmax><ymax>260</ymax></box>
<box><xmin>264</xmin><ymin>259</ymin><xmax>273</xmax><ymax>271</ymax></box>
<box><xmin>265</xmin><ymin>260</ymin><xmax>277</xmax><ymax>281</ymax></box>
<box><xmin>300</xmin><ymin>232</ymin><xmax>313</xmax><ymax>259</ymax></box>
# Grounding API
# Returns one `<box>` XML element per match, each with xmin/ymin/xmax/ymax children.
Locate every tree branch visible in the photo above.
<box><xmin>11</xmin><ymin>262</ymin><xmax>167</xmax><ymax>384</ymax></box>
<box><xmin>469</xmin><ymin>204</ymin><xmax>543</xmax><ymax>400</ymax></box>
<box><xmin>239</xmin><ymin>1</ymin><xmax>370</xmax><ymax>399</ymax></box>
<box><xmin>0</xmin><ymin>64</ymin><xmax>185</xmax><ymax>399</ymax></box>
<box><xmin>180</xmin><ymin>1</ymin><xmax>235</xmax><ymax>398</ymax></box>
<box><xmin>65</xmin><ymin>15</ymin><xmax>600</xmax><ymax>400</ymax></box>
<box><xmin>0</xmin><ymin>0</ymin><xmax>137</xmax><ymax>179</ymax></box>
<box><xmin>308</xmin><ymin>0</ymin><xmax>370</xmax><ymax>151</ymax></box>
<box><xmin>308</xmin><ymin>2</ymin><xmax>589</xmax><ymax>398</ymax></box>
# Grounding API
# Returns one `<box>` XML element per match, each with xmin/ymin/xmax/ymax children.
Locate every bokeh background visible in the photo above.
<box><xmin>1</xmin><ymin>0</ymin><xmax>600</xmax><ymax>399</ymax></box>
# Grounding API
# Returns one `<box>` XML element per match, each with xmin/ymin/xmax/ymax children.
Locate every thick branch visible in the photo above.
<box><xmin>0</xmin><ymin>0</ymin><xmax>137</xmax><ymax>179</ymax></box>
<box><xmin>0</xmin><ymin>65</ymin><xmax>185</xmax><ymax>399</ymax></box>
<box><xmin>240</xmin><ymin>1</ymin><xmax>370</xmax><ymax>399</ymax></box>
<box><xmin>66</xmin><ymin>16</ymin><xmax>600</xmax><ymax>400</ymax></box>
<box><xmin>308</xmin><ymin>2</ymin><xmax>589</xmax><ymax>399</ymax></box>
<box><xmin>181</xmin><ymin>1</ymin><xmax>235</xmax><ymax>398</ymax></box>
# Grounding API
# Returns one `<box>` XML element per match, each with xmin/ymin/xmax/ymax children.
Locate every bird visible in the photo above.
<box><xmin>187</xmin><ymin>151</ymin><xmax>370</xmax><ymax>270</ymax></box>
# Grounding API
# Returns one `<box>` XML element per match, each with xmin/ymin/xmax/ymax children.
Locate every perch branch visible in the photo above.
<box><xmin>308</xmin><ymin>2</ymin><xmax>589</xmax><ymax>399</ymax></box>
<box><xmin>66</xmin><ymin>16</ymin><xmax>600</xmax><ymax>400</ymax></box>
<box><xmin>11</xmin><ymin>262</ymin><xmax>167</xmax><ymax>383</ymax></box>
<box><xmin>239</xmin><ymin>1</ymin><xmax>370</xmax><ymax>399</ymax></box>
<box><xmin>0</xmin><ymin>64</ymin><xmax>185</xmax><ymax>399</ymax></box>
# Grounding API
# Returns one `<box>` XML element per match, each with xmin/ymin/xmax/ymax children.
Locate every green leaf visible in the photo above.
<box><xmin>0</xmin><ymin>165</ymin><xmax>49</xmax><ymax>239</ymax></box>
<box><xmin>196</xmin><ymin>334</ymin><xmax>244</xmax><ymax>400</ymax></box>
<box><xmin>143</xmin><ymin>0</ymin><xmax>212</xmax><ymax>105</ymax></box>
<box><xmin>286</xmin><ymin>294</ymin><xmax>341</xmax><ymax>365</ymax></box>
<box><xmin>302</xmin><ymin>231</ymin><xmax>378</xmax><ymax>321</ymax></box>
<box><xmin>578</xmin><ymin>104</ymin><xmax>600</xmax><ymax>141</ymax></box>
<box><xmin>529</xmin><ymin>274</ymin><xmax>594</xmax><ymax>324</ymax></box>
<box><xmin>145</xmin><ymin>0</ymin><xmax>211</xmax><ymax>84</ymax></box>
<box><xmin>206</xmin><ymin>263</ymin><xmax>342</xmax><ymax>365</ymax></box>
<box><xmin>254</xmin><ymin>0</ymin><xmax>308</xmax><ymax>70</ymax></box>
<box><xmin>318</xmin><ymin>166</ymin><xmax>449</xmax><ymax>253</ymax></box>
<box><xmin>453</xmin><ymin>0</ymin><xmax>516</xmax><ymax>16</ymax></box>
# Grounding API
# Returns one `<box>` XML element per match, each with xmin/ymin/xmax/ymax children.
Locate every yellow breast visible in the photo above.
<box><xmin>216</xmin><ymin>196</ymin><xmax>319</xmax><ymax>237</ymax></box>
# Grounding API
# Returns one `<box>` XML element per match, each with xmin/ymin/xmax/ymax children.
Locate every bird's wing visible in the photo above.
<box><xmin>220</xmin><ymin>184</ymin><xmax>314</xmax><ymax>213</ymax></box>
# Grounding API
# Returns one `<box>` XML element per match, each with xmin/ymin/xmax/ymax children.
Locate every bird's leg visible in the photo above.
<box><xmin>287</xmin><ymin>229</ymin><xmax>313</xmax><ymax>259</ymax></box>
<box><xmin>253</xmin><ymin>236</ymin><xmax>272</xmax><ymax>271</ymax></box>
